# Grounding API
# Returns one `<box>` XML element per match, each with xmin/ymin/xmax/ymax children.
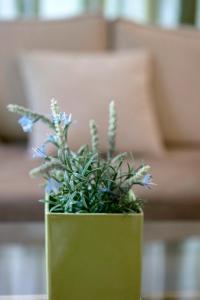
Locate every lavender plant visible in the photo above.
<box><xmin>7</xmin><ymin>100</ymin><xmax>155</xmax><ymax>213</ymax></box>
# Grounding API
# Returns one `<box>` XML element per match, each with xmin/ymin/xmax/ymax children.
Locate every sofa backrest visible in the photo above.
<box><xmin>112</xmin><ymin>19</ymin><xmax>200</xmax><ymax>146</ymax></box>
<box><xmin>0</xmin><ymin>15</ymin><xmax>107</xmax><ymax>141</ymax></box>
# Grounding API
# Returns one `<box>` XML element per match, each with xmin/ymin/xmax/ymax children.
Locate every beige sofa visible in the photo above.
<box><xmin>0</xmin><ymin>15</ymin><xmax>200</xmax><ymax>221</ymax></box>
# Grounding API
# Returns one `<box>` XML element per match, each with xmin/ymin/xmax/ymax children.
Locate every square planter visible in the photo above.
<box><xmin>45</xmin><ymin>206</ymin><xmax>143</xmax><ymax>300</ymax></box>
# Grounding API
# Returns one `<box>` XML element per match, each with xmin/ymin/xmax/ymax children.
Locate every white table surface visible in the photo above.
<box><xmin>0</xmin><ymin>297</ymin><xmax>46</xmax><ymax>300</ymax></box>
<box><xmin>1</xmin><ymin>293</ymin><xmax>199</xmax><ymax>300</ymax></box>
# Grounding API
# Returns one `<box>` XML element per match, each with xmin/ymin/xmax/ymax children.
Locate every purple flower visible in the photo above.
<box><xmin>61</xmin><ymin>112</ymin><xmax>72</xmax><ymax>126</ymax></box>
<box><xmin>52</xmin><ymin>112</ymin><xmax>72</xmax><ymax>126</ymax></box>
<box><xmin>46</xmin><ymin>178</ymin><xmax>62</xmax><ymax>194</ymax></box>
<box><xmin>100</xmin><ymin>188</ymin><xmax>110</xmax><ymax>193</ymax></box>
<box><xmin>32</xmin><ymin>145</ymin><xmax>47</xmax><ymax>159</ymax></box>
<box><xmin>47</xmin><ymin>134</ymin><xmax>58</xmax><ymax>144</ymax></box>
<box><xmin>142</xmin><ymin>174</ymin><xmax>155</xmax><ymax>189</ymax></box>
<box><xmin>18</xmin><ymin>116</ymin><xmax>33</xmax><ymax>132</ymax></box>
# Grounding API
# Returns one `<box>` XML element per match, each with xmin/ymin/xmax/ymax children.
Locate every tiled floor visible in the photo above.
<box><xmin>0</xmin><ymin>222</ymin><xmax>200</xmax><ymax>297</ymax></box>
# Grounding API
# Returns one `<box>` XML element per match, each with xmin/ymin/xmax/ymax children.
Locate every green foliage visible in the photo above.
<box><xmin>8</xmin><ymin>99</ymin><xmax>154</xmax><ymax>214</ymax></box>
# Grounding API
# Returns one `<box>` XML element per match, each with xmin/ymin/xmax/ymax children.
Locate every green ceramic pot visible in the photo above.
<box><xmin>45</xmin><ymin>206</ymin><xmax>143</xmax><ymax>300</ymax></box>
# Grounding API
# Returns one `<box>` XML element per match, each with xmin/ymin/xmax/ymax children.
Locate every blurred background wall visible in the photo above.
<box><xmin>0</xmin><ymin>0</ymin><xmax>200</xmax><ymax>28</ymax></box>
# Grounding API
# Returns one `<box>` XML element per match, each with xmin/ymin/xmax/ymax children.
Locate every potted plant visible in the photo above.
<box><xmin>8</xmin><ymin>99</ymin><xmax>154</xmax><ymax>300</ymax></box>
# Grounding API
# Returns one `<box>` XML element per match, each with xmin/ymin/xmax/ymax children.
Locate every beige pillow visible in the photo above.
<box><xmin>20</xmin><ymin>50</ymin><xmax>164</xmax><ymax>156</ymax></box>
<box><xmin>0</xmin><ymin>15</ymin><xmax>107</xmax><ymax>140</ymax></box>
<box><xmin>114</xmin><ymin>20</ymin><xmax>200</xmax><ymax>146</ymax></box>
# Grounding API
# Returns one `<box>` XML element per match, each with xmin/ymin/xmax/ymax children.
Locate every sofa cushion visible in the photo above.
<box><xmin>134</xmin><ymin>149</ymin><xmax>200</xmax><ymax>219</ymax></box>
<box><xmin>113</xmin><ymin>20</ymin><xmax>200</xmax><ymax>146</ymax></box>
<box><xmin>0</xmin><ymin>145</ymin><xmax>200</xmax><ymax>221</ymax></box>
<box><xmin>0</xmin><ymin>144</ymin><xmax>43</xmax><ymax>221</ymax></box>
<box><xmin>0</xmin><ymin>15</ymin><xmax>107</xmax><ymax>141</ymax></box>
<box><xmin>20</xmin><ymin>49</ymin><xmax>164</xmax><ymax>156</ymax></box>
